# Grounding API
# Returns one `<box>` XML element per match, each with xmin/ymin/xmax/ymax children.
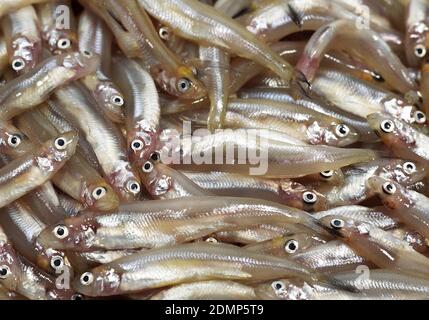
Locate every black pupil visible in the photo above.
<box><xmin>11</xmin><ymin>137</ymin><xmax>17</xmax><ymax>144</ymax></box>
<box><xmin>275</xmin><ymin>283</ymin><xmax>282</xmax><ymax>290</ymax></box>
<box><xmin>306</xmin><ymin>193</ymin><xmax>314</xmax><ymax>200</ymax></box>
<box><xmin>181</xmin><ymin>81</ymin><xmax>188</xmax><ymax>89</ymax></box>
<box><xmin>384</xmin><ymin>122</ymin><xmax>391</xmax><ymax>129</ymax></box>
<box><xmin>96</xmin><ymin>188</ymin><xmax>102</xmax><ymax>195</ymax></box>
<box><xmin>57</xmin><ymin>228</ymin><xmax>65</xmax><ymax>236</ymax></box>
<box><xmin>339</xmin><ymin>126</ymin><xmax>346</xmax><ymax>134</ymax></box>
<box><xmin>84</xmin><ymin>51</ymin><xmax>90</xmax><ymax>55</ymax></box>
<box><xmin>131</xmin><ymin>183</ymin><xmax>138</xmax><ymax>190</ymax></box>
<box><xmin>288</xmin><ymin>242</ymin><xmax>297</xmax><ymax>251</ymax></box>
<box><xmin>73</xmin><ymin>295</ymin><xmax>83</xmax><ymax>300</ymax></box>
<box><xmin>418</xmin><ymin>48</ymin><xmax>424</xmax><ymax>54</ymax></box>
<box><xmin>417</xmin><ymin>113</ymin><xmax>424</xmax><ymax>119</ymax></box>
<box><xmin>53</xmin><ymin>259</ymin><xmax>61</xmax><ymax>267</ymax></box>
<box><xmin>334</xmin><ymin>220</ymin><xmax>341</xmax><ymax>227</ymax></box>
<box><xmin>115</xmin><ymin>97</ymin><xmax>121</xmax><ymax>102</ymax></box>
<box><xmin>387</xmin><ymin>184</ymin><xmax>393</xmax><ymax>191</ymax></box>
<box><xmin>0</xmin><ymin>268</ymin><xmax>7</xmax><ymax>276</ymax></box>
<box><xmin>407</xmin><ymin>164</ymin><xmax>413</xmax><ymax>169</ymax></box>
<box><xmin>133</xmin><ymin>141</ymin><xmax>141</xmax><ymax>148</ymax></box>
<box><xmin>83</xmin><ymin>276</ymin><xmax>89</xmax><ymax>282</ymax></box>
<box><xmin>57</xmin><ymin>139</ymin><xmax>65</xmax><ymax>146</ymax></box>
<box><xmin>14</xmin><ymin>61</ymin><xmax>22</xmax><ymax>67</ymax></box>
<box><xmin>144</xmin><ymin>163</ymin><xmax>151</xmax><ymax>170</ymax></box>
<box><xmin>151</xmin><ymin>153</ymin><xmax>159</xmax><ymax>161</ymax></box>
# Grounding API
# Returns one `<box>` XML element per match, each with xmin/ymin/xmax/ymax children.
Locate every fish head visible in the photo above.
<box><xmin>153</xmin><ymin>64</ymin><xmax>207</xmax><ymax>100</ymax></box>
<box><xmin>0</xmin><ymin>121</ymin><xmax>30</xmax><ymax>157</ymax></box>
<box><xmin>94</xmin><ymin>81</ymin><xmax>126</xmax><ymax>123</ymax></box>
<box><xmin>73</xmin><ymin>267</ymin><xmax>121</xmax><ymax>297</ymax></box>
<box><xmin>277</xmin><ymin>233</ymin><xmax>314</xmax><ymax>256</ymax></box>
<box><xmin>37</xmin><ymin>215</ymin><xmax>99</xmax><ymax>251</ymax></box>
<box><xmin>325</xmin><ymin>122</ymin><xmax>360</xmax><ymax>147</ymax></box>
<box><xmin>139</xmin><ymin>159</ymin><xmax>174</xmax><ymax>198</ymax></box>
<box><xmin>366</xmin><ymin>176</ymin><xmax>412</xmax><ymax>210</ymax></box>
<box><xmin>0</xmin><ymin>241</ymin><xmax>21</xmax><ymax>291</ymax></box>
<box><xmin>42</xmin><ymin>131</ymin><xmax>79</xmax><ymax>167</ymax></box>
<box><xmin>255</xmin><ymin>279</ymin><xmax>314</xmax><ymax>300</ymax></box>
<box><xmin>35</xmin><ymin>245</ymin><xmax>74</xmax><ymax>276</ymax></box>
<box><xmin>128</xmin><ymin>127</ymin><xmax>160</xmax><ymax>165</ymax></box>
<box><xmin>279</xmin><ymin>180</ymin><xmax>328</xmax><ymax>212</ymax></box>
<box><xmin>376</xmin><ymin>159</ymin><xmax>426</xmax><ymax>186</ymax></box>
<box><xmin>61</xmin><ymin>51</ymin><xmax>100</xmax><ymax>78</ymax></box>
<box><xmin>84</xmin><ymin>180</ymin><xmax>120</xmax><ymax>212</ymax></box>
<box><xmin>44</xmin><ymin>27</ymin><xmax>77</xmax><ymax>55</ymax></box>
<box><xmin>318</xmin><ymin>215</ymin><xmax>361</xmax><ymax>239</ymax></box>
<box><xmin>367</xmin><ymin>112</ymin><xmax>414</xmax><ymax>149</ymax></box>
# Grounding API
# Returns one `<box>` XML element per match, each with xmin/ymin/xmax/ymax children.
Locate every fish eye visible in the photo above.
<box><xmin>142</xmin><ymin>161</ymin><xmax>154</xmax><ymax>173</ymax></box>
<box><xmin>330</xmin><ymin>218</ymin><xmax>345</xmax><ymax>229</ymax></box>
<box><xmin>403</xmin><ymin>162</ymin><xmax>417</xmax><ymax>174</ymax></box>
<box><xmin>82</xmin><ymin>50</ymin><xmax>92</xmax><ymax>57</ymax></box>
<box><xmin>205</xmin><ymin>237</ymin><xmax>218</xmax><ymax>243</ymax></box>
<box><xmin>414</xmin><ymin>111</ymin><xmax>427</xmax><ymax>124</ymax></box>
<box><xmin>271</xmin><ymin>281</ymin><xmax>285</xmax><ymax>292</ymax></box>
<box><xmin>80</xmin><ymin>272</ymin><xmax>94</xmax><ymax>286</ymax></box>
<box><xmin>131</xmin><ymin>139</ymin><xmax>144</xmax><ymax>151</ymax></box>
<box><xmin>159</xmin><ymin>27</ymin><xmax>170</xmax><ymax>40</ymax></box>
<box><xmin>414</xmin><ymin>44</ymin><xmax>427</xmax><ymax>58</ymax></box>
<box><xmin>302</xmin><ymin>191</ymin><xmax>317</xmax><ymax>204</ymax></box>
<box><xmin>320</xmin><ymin>170</ymin><xmax>334</xmax><ymax>178</ymax></box>
<box><xmin>57</xmin><ymin>38</ymin><xmax>71</xmax><ymax>50</ymax></box>
<box><xmin>371</xmin><ymin>72</ymin><xmax>384</xmax><ymax>82</ymax></box>
<box><xmin>71</xmin><ymin>294</ymin><xmax>84</xmax><ymax>300</ymax></box>
<box><xmin>54</xmin><ymin>137</ymin><xmax>67</xmax><ymax>150</ymax></box>
<box><xmin>12</xmin><ymin>58</ymin><xmax>26</xmax><ymax>71</ymax></box>
<box><xmin>53</xmin><ymin>225</ymin><xmax>69</xmax><ymax>239</ymax></box>
<box><xmin>50</xmin><ymin>256</ymin><xmax>64</xmax><ymax>269</ymax></box>
<box><xmin>335</xmin><ymin>124</ymin><xmax>350</xmax><ymax>137</ymax></box>
<box><xmin>92</xmin><ymin>186</ymin><xmax>107</xmax><ymax>200</ymax></box>
<box><xmin>150</xmin><ymin>152</ymin><xmax>160</xmax><ymax>162</ymax></box>
<box><xmin>111</xmin><ymin>95</ymin><xmax>124</xmax><ymax>107</ymax></box>
<box><xmin>7</xmin><ymin>134</ymin><xmax>21</xmax><ymax>148</ymax></box>
<box><xmin>126</xmin><ymin>180</ymin><xmax>141</xmax><ymax>194</ymax></box>
<box><xmin>382</xmin><ymin>181</ymin><xmax>397</xmax><ymax>195</ymax></box>
<box><xmin>0</xmin><ymin>265</ymin><xmax>11</xmax><ymax>279</ymax></box>
<box><xmin>177</xmin><ymin>78</ymin><xmax>191</xmax><ymax>93</ymax></box>
<box><xmin>284</xmin><ymin>239</ymin><xmax>299</xmax><ymax>253</ymax></box>
<box><xmin>380</xmin><ymin>120</ymin><xmax>394</xmax><ymax>133</ymax></box>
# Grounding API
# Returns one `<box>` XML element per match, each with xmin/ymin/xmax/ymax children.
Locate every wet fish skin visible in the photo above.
<box><xmin>0</xmin><ymin>51</ymin><xmax>99</xmax><ymax>121</ymax></box>
<box><xmin>367</xmin><ymin>176</ymin><xmax>429</xmax><ymax>240</ymax></box>
<box><xmin>0</xmin><ymin>131</ymin><xmax>77</xmax><ymax>209</ymax></box>
<box><xmin>367</xmin><ymin>112</ymin><xmax>429</xmax><ymax>165</ymax></box>
<box><xmin>72</xmin><ymin>242</ymin><xmax>321</xmax><ymax>296</ymax></box>
<box><xmin>137</xmin><ymin>0</ymin><xmax>295</xmax><ymax>83</ymax></box>
<box><xmin>37</xmin><ymin>196</ymin><xmax>330</xmax><ymax>251</ymax></box>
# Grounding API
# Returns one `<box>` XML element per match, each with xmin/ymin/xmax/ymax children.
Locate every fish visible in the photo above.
<box><xmin>112</xmin><ymin>57</ymin><xmax>160</xmax><ymax>163</ymax></box>
<box><xmin>78</xmin><ymin>10</ymin><xmax>125</xmax><ymax>123</ymax></box>
<box><xmin>0</xmin><ymin>131</ymin><xmax>77</xmax><ymax>208</ymax></box>
<box><xmin>316</xmin><ymin>159</ymin><xmax>427</xmax><ymax>207</ymax></box>
<box><xmin>72</xmin><ymin>242</ymin><xmax>322</xmax><ymax>296</ymax></box>
<box><xmin>296</xmin><ymin>20</ymin><xmax>417</xmax><ymax>94</ymax></box>
<box><xmin>150</xmin><ymin>280</ymin><xmax>257</xmax><ymax>300</ymax></box>
<box><xmin>82</xmin><ymin>0</ymin><xmax>206</xmax><ymax>100</ymax></box>
<box><xmin>37</xmin><ymin>196</ymin><xmax>330</xmax><ymax>251</ymax></box>
<box><xmin>0</xmin><ymin>51</ymin><xmax>99</xmax><ymax>121</ymax></box>
<box><xmin>2</xmin><ymin>5</ymin><xmax>42</xmax><ymax>74</ymax></box>
<box><xmin>139</xmin><ymin>159</ymin><xmax>209</xmax><ymax>199</ymax></box>
<box><xmin>0</xmin><ymin>0</ymin><xmax>50</xmax><ymax>18</ymax></box>
<box><xmin>137</xmin><ymin>0</ymin><xmax>295</xmax><ymax>83</ymax></box>
<box><xmin>36</xmin><ymin>0</ymin><xmax>77</xmax><ymax>55</ymax></box>
<box><xmin>319</xmin><ymin>215</ymin><xmax>429</xmax><ymax>278</ymax></box>
<box><xmin>49</xmin><ymin>83</ymin><xmax>142</xmax><ymax>201</ymax></box>
<box><xmin>13</xmin><ymin>111</ymin><xmax>120</xmax><ymax>211</ymax></box>
<box><xmin>183</xmin><ymin>171</ymin><xmax>327</xmax><ymax>211</ymax></box>
<box><xmin>405</xmin><ymin>0</ymin><xmax>429</xmax><ymax>67</ymax></box>
<box><xmin>367</xmin><ymin>112</ymin><xmax>429</xmax><ymax>165</ymax></box>
<box><xmin>367</xmin><ymin>176</ymin><xmax>429</xmax><ymax>239</ymax></box>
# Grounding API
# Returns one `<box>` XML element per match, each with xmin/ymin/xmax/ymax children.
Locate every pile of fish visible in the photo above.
<box><xmin>1</xmin><ymin>0</ymin><xmax>429</xmax><ymax>300</ymax></box>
